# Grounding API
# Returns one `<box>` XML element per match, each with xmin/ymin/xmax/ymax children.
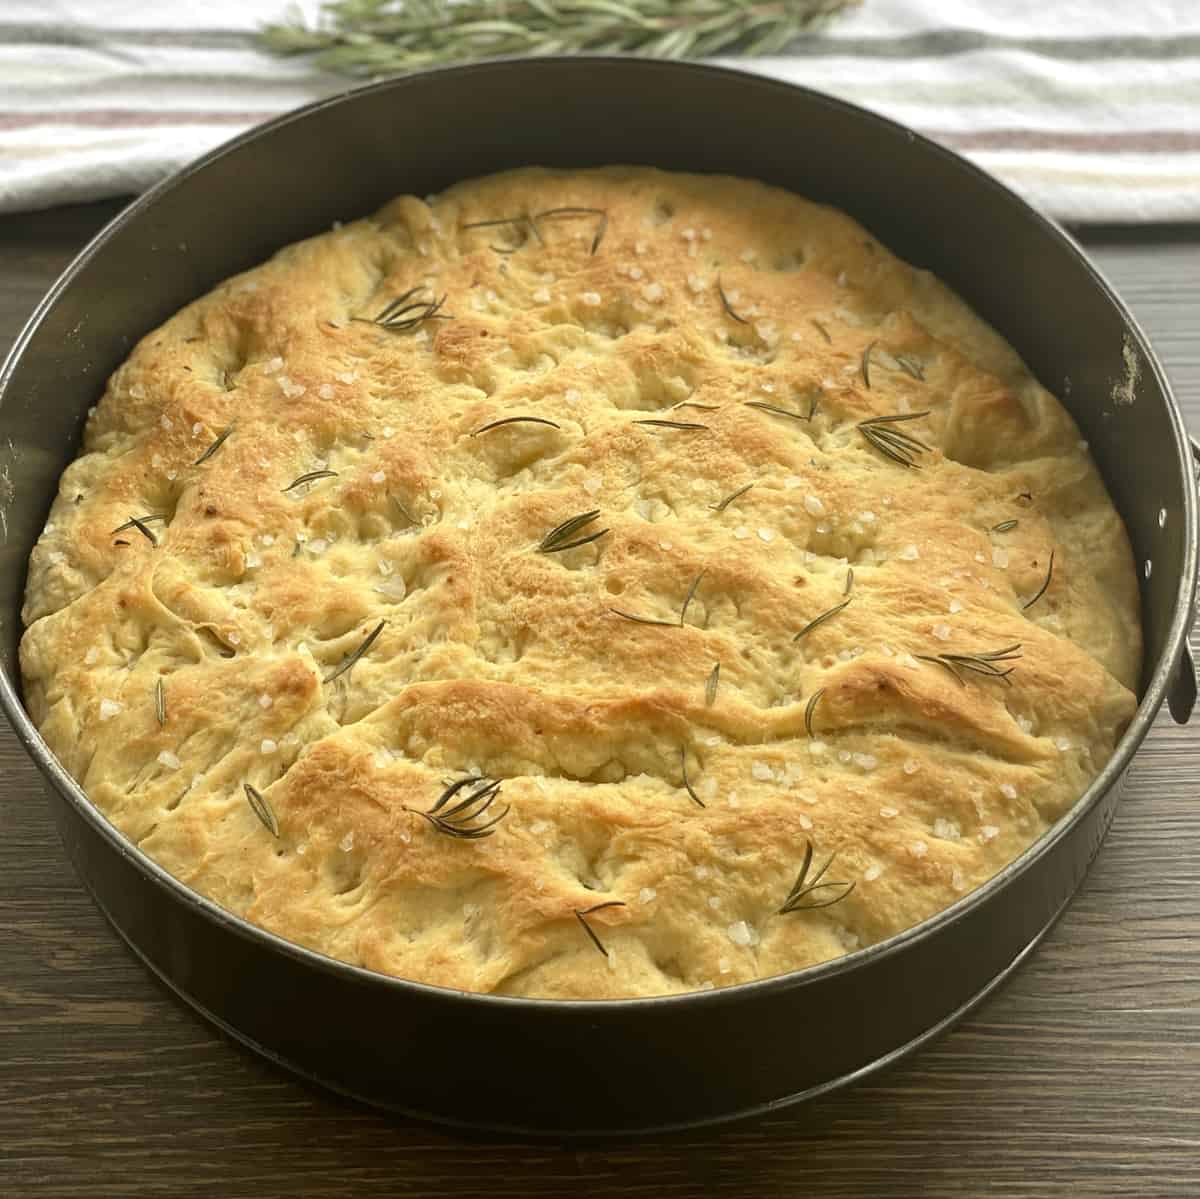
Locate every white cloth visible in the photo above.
<box><xmin>2</xmin><ymin>0</ymin><xmax>1198</xmax><ymax>221</ymax></box>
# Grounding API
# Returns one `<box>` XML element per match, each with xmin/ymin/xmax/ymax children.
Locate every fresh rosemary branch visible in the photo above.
<box><xmin>794</xmin><ymin>598</ymin><xmax>850</xmax><ymax>642</ymax></box>
<box><xmin>717</xmin><ymin>276</ymin><xmax>749</xmax><ymax>324</ymax></box>
<box><xmin>244</xmin><ymin>782</ymin><xmax>280</xmax><ymax>837</ymax></box>
<box><xmin>856</xmin><ymin>411</ymin><xmax>932</xmax><ymax>469</ymax></box>
<box><xmin>1023</xmin><ymin>550</ymin><xmax>1055</xmax><ymax>610</ymax></box>
<box><xmin>705</xmin><ymin>662</ymin><xmax>720</xmax><ymax>706</ymax></box>
<box><xmin>260</xmin><ymin>1</ymin><xmax>856</xmax><ymax>80</ymax></box>
<box><xmin>680</xmin><ymin>747</ymin><xmax>705</xmax><ymax>807</ymax></box>
<box><xmin>778</xmin><ymin>840</ymin><xmax>855</xmax><ymax>913</ymax></box>
<box><xmin>282</xmin><ymin>469</ymin><xmax>339</xmax><ymax>493</ymax></box>
<box><xmin>155</xmin><ymin>678</ymin><xmax>166</xmax><ymax>727</ymax></box>
<box><xmin>711</xmin><ymin>482</ymin><xmax>755</xmax><ymax>513</ymax></box>
<box><xmin>473</xmin><ymin>415</ymin><xmax>562</xmax><ymax>436</ymax></box>
<box><xmin>408</xmin><ymin>776</ymin><xmax>508</xmax><ymax>839</ymax></box>
<box><xmin>355</xmin><ymin>286</ymin><xmax>451</xmax><ymax>331</ymax></box>
<box><xmin>539</xmin><ymin>510</ymin><xmax>609</xmax><ymax>553</ymax></box>
<box><xmin>916</xmin><ymin>643</ymin><xmax>1023</xmax><ymax>687</ymax></box>
<box><xmin>194</xmin><ymin>425</ymin><xmax>233</xmax><ymax>465</ymax></box>
<box><xmin>574</xmin><ymin>900</ymin><xmax>626</xmax><ymax>958</ymax></box>
<box><xmin>324</xmin><ymin>620</ymin><xmax>386</xmax><ymax>683</ymax></box>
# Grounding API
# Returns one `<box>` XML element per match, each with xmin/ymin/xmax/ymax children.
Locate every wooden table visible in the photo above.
<box><xmin>2</xmin><ymin>203</ymin><xmax>1198</xmax><ymax>1197</ymax></box>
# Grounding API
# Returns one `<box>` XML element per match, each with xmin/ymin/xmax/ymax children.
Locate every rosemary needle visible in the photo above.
<box><xmin>992</xmin><ymin>519</ymin><xmax>1019</xmax><ymax>533</ymax></box>
<box><xmin>717</xmin><ymin>276</ymin><xmax>749</xmax><ymax>324</ymax></box>
<box><xmin>711</xmin><ymin>482</ymin><xmax>755</xmax><ymax>513</ymax></box>
<box><xmin>574</xmin><ymin>901</ymin><xmax>626</xmax><ymax>958</ymax></box>
<box><xmin>112</xmin><ymin>514</ymin><xmax>165</xmax><ymax>537</ymax></box>
<box><xmin>609</xmin><ymin>608</ymin><xmax>676</xmax><ymax>627</ymax></box>
<box><xmin>680</xmin><ymin>570</ymin><xmax>706</xmax><ymax>626</ymax></box>
<box><xmin>804</xmin><ymin>688</ymin><xmax>825</xmax><ymax>738</ymax></box>
<box><xmin>810</xmin><ymin>318</ymin><xmax>832</xmax><ymax>344</ymax></box>
<box><xmin>539</xmin><ymin>510</ymin><xmax>608</xmax><ymax>553</ymax></box>
<box><xmin>745</xmin><ymin>401</ymin><xmax>810</xmax><ymax>423</ymax></box>
<box><xmin>154</xmin><ymin>678</ymin><xmax>166</xmax><ymax>727</ymax></box>
<box><xmin>1022</xmin><ymin>550</ymin><xmax>1055</xmax><ymax>610</ymax></box>
<box><xmin>472</xmin><ymin>415</ymin><xmax>561</xmax><ymax>436</ymax></box>
<box><xmin>282</xmin><ymin>469</ymin><xmax>338</xmax><ymax>493</ymax></box>
<box><xmin>193</xmin><ymin>425</ymin><xmax>233</xmax><ymax>465</ymax></box>
<box><xmin>778</xmin><ymin>840</ymin><xmax>855</xmax><ymax>914</ymax></box>
<box><xmin>794</xmin><ymin>598</ymin><xmax>851</xmax><ymax>642</ymax></box>
<box><xmin>861</xmin><ymin>340</ymin><xmax>877</xmax><ymax>389</ymax></box>
<box><xmin>244</xmin><ymin>783</ymin><xmax>279</xmax><ymax>838</ymax></box>
<box><xmin>705</xmin><ymin>663</ymin><xmax>720</xmax><ymax>706</ymax></box>
<box><xmin>324</xmin><ymin>620</ymin><xmax>386</xmax><ymax>684</ymax></box>
<box><xmin>634</xmin><ymin>419</ymin><xmax>709</xmax><ymax>431</ymax></box>
<box><xmin>844</xmin><ymin>567</ymin><xmax>855</xmax><ymax>596</ymax></box>
<box><xmin>680</xmin><ymin>747</ymin><xmax>705</xmax><ymax>808</ymax></box>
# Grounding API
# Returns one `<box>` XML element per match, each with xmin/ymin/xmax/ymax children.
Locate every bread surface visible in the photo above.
<box><xmin>20</xmin><ymin>167</ymin><xmax>1141</xmax><ymax>998</ymax></box>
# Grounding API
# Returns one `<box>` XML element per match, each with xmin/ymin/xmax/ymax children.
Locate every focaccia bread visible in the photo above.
<box><xmin>20</xmin><ymin>167</ymin><xmax>1140</xmax><ymax>998</ymax></box>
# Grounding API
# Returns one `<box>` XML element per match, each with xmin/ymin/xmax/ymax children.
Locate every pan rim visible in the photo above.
<box><xmin>1</xmin><ymin>54</ymin><xmax>1194</xmax><ymax>1015</ymax></box>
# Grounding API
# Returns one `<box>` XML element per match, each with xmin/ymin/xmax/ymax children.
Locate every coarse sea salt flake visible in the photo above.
<box><xmin>694</xmin><ymin>865</ymin><xmax>710</xmax><ymax>881</ymax></box>
<box><xmin>318</xmin><ymin>384</ymin><xmax>335</xmax><ymax>400</ymax></box>
<box><xmin>751</xmin><ymin>761</ymin><xmax>773</xmax><ymax>781</ymax></box>
<box><xmin>371</xmin><ymin>470</ymin><xmax>386</xmax><ymax>484</ymax></box>
<box><xmin>933</xmin><ymin>623</ymin><xmax>952</xmax><ymax>641</ymax></box>
<box><xmin>757</xmin><ymin>527</ymin><xmax>774</xmax><ymax>543</ymax></box>
<box><xmin>260</xmin><ymin>739</ymin><xmax>277</xmax><ymax>755</ymax></box>
<box><xmin>933</xmin><ymin>817</ymin><xmax>961</xmax><ymax>841</ymax></box>
<box><xmin>339</xmin><ymin>832</ymin><xmax>355</xmax><ymax>852</ymax></box>
<box><xmin>641</xmin><ymin>282</ymin><xmax>664</xmax><ymax>302</ymax></box>
<box><xmin>911</xmin><ymin>840</ymin><xmax>928</xmax><ymax>857</ymax></box>
<box><xmin>157</xmin><ymin>751</ymin><xmax>181</xmax><ymax>770</ymax></box>
<box><xmin>581</xmin><ymin>291</ymin><xmax>602</xmax><ymax>307</ymax></box>
<box><xmin>84</xmin><ymin>648</ymin><xmax>100</xmax><ymax>666</ymax></box>
<box><xmin>99</xmin><ymin>699</ymin><xmax>123</xmax><ymax>721</ymax></box>
<box><xmin>727</xmin><ymin>921</ymin><xmax>758</xmax><ymax>947</ymax></box>
<box><xmin>733</xmin><ymin>526</ymin><xmax>750</xmax><ymax>540</ymax></box>
<box><xmin>903</xmin><ymin>759</ymin><xmax>920</xmax><ymax>775</ymax></box>
<box><xmin>532</xmin><ymin>287</ymin><xmax>551</xmax><ymax>303</ymax></box>
<box><xmin>880</xmin><ymin>806</ymin><xmax>899</xmax><ymax>819</ymax></box>
<box><xmin>863</xmin><ymin>864</ymin><xmax>882</xmax><ymax>882</ymax></box>
<box><xmin>898</xmin><ymin>544</ymin><xmax>920</xmax><ymax>561</ymax></box>
<box><xmin>708</xmin><ymin>896</ymin><xmax>721</xmax><ymax>910</ymax></box>
<box><xmin>639</xmin><ymin>887</ymin><xmax>657</xmax><ymax>904</ymax></box>
<box><xmin>1000</xmin><ymin>782</ymin><xmax>1018</xmax><ymax>799</ymax></box>
<box><xmin>1055</xmin><ymin>736</ymin><xmax>1072</xmax><ymax>751</ymax></box>
<box><xmin>980</xmin><ymin>825</ymin><xmax>1000</xmax><ymax>842</ymax></box>
<box><xmin>798</xmin><ymin>813</ymin><xmax>813</xmax><ymax>831</ymax></box>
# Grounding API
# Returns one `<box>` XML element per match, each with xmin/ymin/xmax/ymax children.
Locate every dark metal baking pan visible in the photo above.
<box><xmin>0</xmin><ymin>57</ymin><xmax>1195</xmax><ymax>1136</ymax></box>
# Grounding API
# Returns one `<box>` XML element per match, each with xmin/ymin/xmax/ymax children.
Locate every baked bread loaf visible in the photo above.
<box><xmin>20</xmin><ymin>167</ymin><xmax>1140</xmax><ymax>999</ymax></box>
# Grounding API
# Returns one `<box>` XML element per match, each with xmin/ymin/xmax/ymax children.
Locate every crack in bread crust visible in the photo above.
<box><xmin>20</xmin><ymin>166</ymin><xmax>1140</xmax><ymax>999</ymax></box>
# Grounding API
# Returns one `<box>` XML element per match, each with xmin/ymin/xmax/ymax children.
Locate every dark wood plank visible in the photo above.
<box><xmin>1</xmin><ymin>203</ymin><xmax>1197</xmax><ymax>1197</ymax></box>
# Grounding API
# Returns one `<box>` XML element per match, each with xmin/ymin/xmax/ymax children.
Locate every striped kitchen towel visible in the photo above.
<box><xmin>1</xmin><ymin>0</ymin><xmax>1198</xmax><ymax>221</ymax></box>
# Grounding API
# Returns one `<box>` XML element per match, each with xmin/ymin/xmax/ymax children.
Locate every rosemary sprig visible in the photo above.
<box><xmin>473</xmin><ymin>415</ymin><xmax>562</xmax><ymax>436</ymax></box>
<box><xmin>916</xmin><ymin>643</ymin><xmax>1023</xmax><ymax>687</ymax></box>
<box><xmin>745</xmin><ymin>401</ymin><xmax>810</xmax><ymax>423</ymax></box>
<box><xmin>407</xmin><ymin>776</ymin><xmax>508</xmax><ymax>840</ymax></box>
<box><xmin>261</xmin><ymin>2</ymin><xmax>855</xmax><ymax>79</ymax></box>
<box><xmin>112</xmin><ymin>513</ymin><xmax>165</xmax><ymax>537</ymax></box>
<box><xmin>355</xmin><ymin>286</ymin><xmax>451</xmax><ymax>332</ymax></box>
<box><xmin>539</xmin><ymin>510</ymin><xmax>609</xmax><ymax>553</ymax></box>
<box><xmin>282</xmin><ymin>469</ymin><xmax>339</xmax><ymax>493</ymax></box>
<box><xmin>810</xmin><ymin>318</ymin><xmax>832</xmax><ymax>344</ymax></box>
<box><xmin>794</xmin><ymin>598</ymin><xmax>850</xmax><ymax>642</ymax></box>
<box><xmin>634</xmin><ymin>419</ymin><xmax>709</xmax><ymax>431</ymax></box>
<box><xmin>324</xmin><ymin>620</ymin><xmax>386</xmax><ymax>684</ymax></box>
<box><xmin>861</xmin><ymin>340</ymin><xmax>877</xmax><ymax>389</ymax></box>
<box><xmin>194</xmin><ymin>425</ymin><xmax>233</xmax><ymax>465</ymax></box>
<box><xmin>463</xmin><ymin>207</ymin><xmax>608</xmax><ymax>255</ymax></box>
<box><xmin>155</xmin><ymin>678</ymin><xmax>166</xmax><ymax>727</ymax></box>
<box><xmin>992</xmin><ymin>519</ymin><xmax>1019</xmax><ymax>533</ymax></box>
<box><xmin>574</xmin><ymin>900</ymin><xmax>626</xmax><ymax>959</ymax></box>
<box><xmin>711</xmin><ymin>482</ymin><xmax>755</xmax><ymax>513</ymax></box>
<box><xmin>113</xmin><ymin>514</ymin><xmax>159</xmax><ymax>546</ymax></box>
<box><xmin>717</xmin><ymin>276</ymin><xmax>749</xmax><ymax>324</ymax></box>
<box><xmin>244</xmin><ymin>782</ymin><xmax>279</xmax><ymax>838</ymax></box>
<box><xmin>1022</xmin><ymin>550</ymin><xmax>1055</xmax><ymax>611</ymax></box>
<box><xmin>680</xmin><ymin>570</ymin><xmax>705</xmax><ymax>626</ymax></box>
<box><xmin>856</xmin><ymin>411</ymin><xmax>932</xmax><ymax>469</ymax></box>
<box><xmin>705</xmin><ymin>662</ymin><xmax>720</xmax><ymax>706</ymax></box>
<box><xmin>804</xmin><ymin>688</ymin><xmax>825</xmax><ymax>737</ymax></box>
<box><xmin>778</xmin><ymin>840</ymin><xmax>855</xmax><ymax>913</ymax></box>
<box><xmin>680</xmin><ymin>747</ymin><xmax>705</xmax><ymax>808</ymax></box>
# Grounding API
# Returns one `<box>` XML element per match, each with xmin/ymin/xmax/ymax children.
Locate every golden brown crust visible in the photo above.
<box><xmin>20</xmin><ymin>166</ymin><xmax>1140</xmax><ymax>998</ymax></box>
